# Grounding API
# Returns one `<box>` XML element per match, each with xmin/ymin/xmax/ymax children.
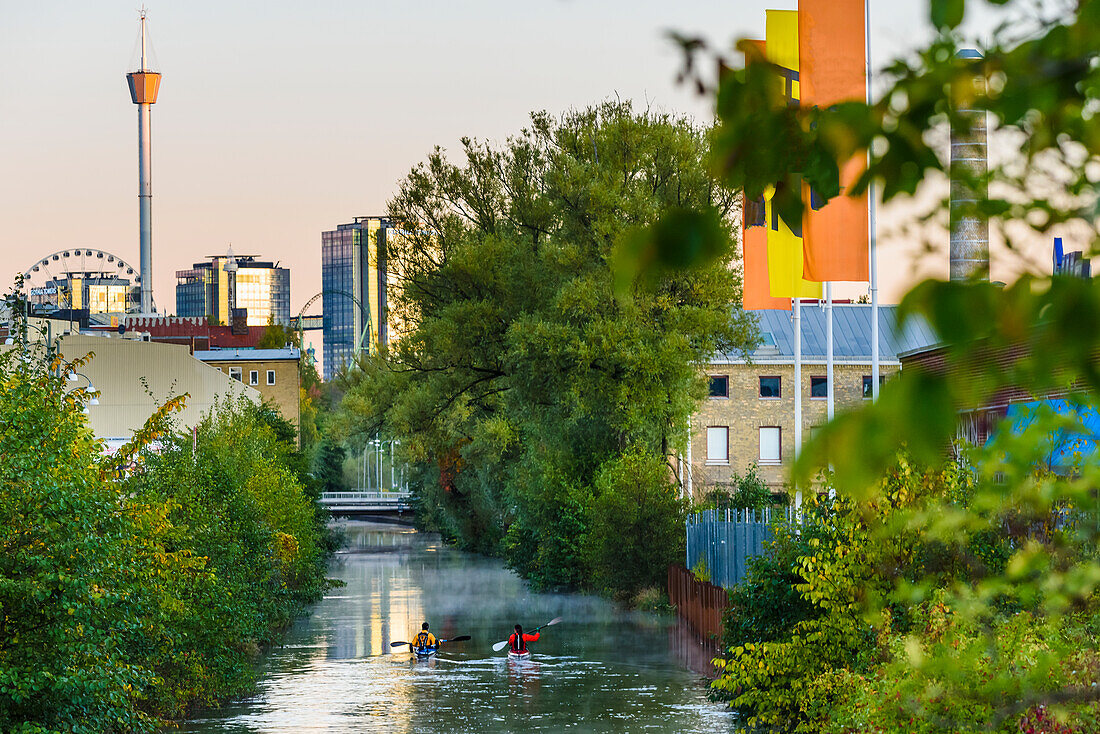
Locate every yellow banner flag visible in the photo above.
<box><xmin>764</xmin><ymin>10</ymin><xmax>822</xmax><ymax>300</ymax></box>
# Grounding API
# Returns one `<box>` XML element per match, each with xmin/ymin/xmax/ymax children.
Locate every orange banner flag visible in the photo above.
<box><xmin>798</xmin><ymin>0</ymin><xmax>869</xmax><ymax>283</ymax></box>
<box><xmin>742</xmin><ymin>192</ymin><xmax>791</xmax><ymax>310</ymax></box>
<box><xmin>739</xmin><ymin>38</ymin><xmax>791</xmax><ymax>311</ymax></box>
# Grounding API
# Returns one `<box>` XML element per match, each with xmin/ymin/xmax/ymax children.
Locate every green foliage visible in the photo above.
<box><xmin>312</xmin><ymin>437</ymin><xmax>347</xmax><ymax>495</ymax></box>
<box><xmin>713</xmin><ymin>459</ymin><xmax>994</xmax><ymax>730</ymax></box>
<box><xmin>256</xmin><ymin>320</ymin><xmax>300</xmax><ymax>350</ymax></box>
<box><xmin>723</xmin><ymin>520</ymin><xmax>821</xmax><ymax>651</ymax></box>
<box><xmin>0</xmin><ymin>311</ymin><xmax>332</xmax><ymax>731</ymax></box>
<box><xmin>335</xmin><ymin>100</ymin><xmax>756</xmax><ymax>594</ymax></box>
<box><xmin>503</xmin><ymin>468</ymin><xmax>592</xmax><ymax>590</ymax></box>
<box><xmin>0</xmin><ymin>345</ymin><xmax>162</xmax><ymax>733</ymax></box>
<box><xmin>127</xmin><ymin>395</ymin><xmax>332</xmax><ymax>717</ymax></box>
<box><xmin>584</xmin><ymin>448</ymin><xmax>687</xmax><ymax>600</ymax></box>
<box><xmin>701</xmin><ymin>463</ymin><xmax>777</xmax><ymax>512</ymax></box>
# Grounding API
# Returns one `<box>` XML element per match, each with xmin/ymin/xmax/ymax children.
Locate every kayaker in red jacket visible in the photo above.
<box><xmin>509</xmin><ymin>624</ymin><xmax>539</xmax><ymax>653</ymax></box>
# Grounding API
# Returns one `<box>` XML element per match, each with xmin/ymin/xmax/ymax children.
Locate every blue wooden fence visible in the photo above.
<box><xmin>685</xmin><ymin>508</ymin><xmax>789</xmax><ymax>588</ymax></box>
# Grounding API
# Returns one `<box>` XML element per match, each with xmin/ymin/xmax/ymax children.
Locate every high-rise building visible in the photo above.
<box><xmin>175</xmin><ymin>254</ymin><xmax>290</xmax><ymax>327</ymax></box>
<box><xmin>320</xmin><ymin>216</ymin><xmax>397</xmax><ymax>380</ymax></box>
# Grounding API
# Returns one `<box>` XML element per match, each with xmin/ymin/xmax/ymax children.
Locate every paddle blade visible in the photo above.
<box><xmin>492</xmin><ymin>640</ymin><xmax>510</xmax><ymax>652</ymax></box>
<box><xmin>546</xmin><ymin>617</ymin><xmax>563</xmax><ymax>626</ymax></box>
<box><xmin>390</xmin><ymin>641</ymin><xmax>411</xmax><ymax>647</ymax></box>
<box><xmin>448</xmin><ymin>635</ymin><xmax>471</xmax><ymax>642</ymax></box>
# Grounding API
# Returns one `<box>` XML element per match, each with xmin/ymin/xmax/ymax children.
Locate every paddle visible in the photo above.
<box><xmin>492</xmin><ymin>617</ymin><xmax>562</xmax><ymax>652</ymax></box>
<box><xmin>390</xmin><ymin>635</ymin><xmax>471</xmax><ymax>648</ymax></box>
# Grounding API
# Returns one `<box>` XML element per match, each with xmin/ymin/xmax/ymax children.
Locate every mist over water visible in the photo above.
<box><xmin>178</xmin><ymin>521</ymin><xmax>735</xmax><ymax>733</ymax></box>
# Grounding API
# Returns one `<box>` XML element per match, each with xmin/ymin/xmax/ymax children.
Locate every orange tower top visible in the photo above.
<box><xmin>126</xmin><ymin>10</ymin><xmax>161</xmax><ymax>104</ymax></box>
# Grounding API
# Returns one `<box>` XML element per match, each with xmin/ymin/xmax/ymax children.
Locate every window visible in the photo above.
<box><xmin>708</xmin><ymin>375</ymin><xmax>729</xmax><ymax>398</ymax></box>
<box><xmin>267</xmin><ymin>370</ymin><xmax>276</xmax><ymax>386</ymax></box>
<box><xmin>810</xmin><ymin>376</ymin><xmax>828</xmax><ymax>399</ymax></box>
<box><xmin>706</xmin><ymin>427</ymin><xmax>729</xmax><ymax>465</ymax></box>
<box><xmin>249</xmin><ymin>370</ymin><xmax>259</xmax><ymax>386</ymax></box>
<box><xmin>759</xmin><ymin>427</ymin><xmax>781</xmax><ymax>465</ymax></box>
<box><xmin>759</xmin><ymin>376</ymin><xmax>781</xmax><ymax>398</ymax></box>
<box><xmin>862</xmin><ymin>375</ymin><xmax>887</xmax><ymax>399</ymax></box>
<box><xmin>229</xmin><ymin>366</ymin><xmax>242</xmax><ymax>382</ymax></box>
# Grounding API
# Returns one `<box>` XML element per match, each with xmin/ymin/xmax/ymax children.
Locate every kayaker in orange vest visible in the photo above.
<box><xmin>509</xmin><ymin>624</ymin><xmax>539</xmax><ymax>653</ymax></box>
<box><xmin>410</xmin><ymin>622</ymin><xmax>436</xmax><ymax>651</ymax></box>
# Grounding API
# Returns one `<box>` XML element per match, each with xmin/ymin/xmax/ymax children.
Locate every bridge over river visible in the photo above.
<box><xmin>319</xmin><ymin>490</ymin><xmax>412</xmax><ymax>515</ymax></box>
<box><xmin>177</xmin><ymin>521</ymin><xmax>734</xmax><ymax>733</ymax></box>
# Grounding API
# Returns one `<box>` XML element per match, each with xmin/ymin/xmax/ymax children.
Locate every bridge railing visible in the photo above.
<box><xmin>320</xmin><ymin>490</ymin><xmax>411</xmax><ymax>504</ymax></box>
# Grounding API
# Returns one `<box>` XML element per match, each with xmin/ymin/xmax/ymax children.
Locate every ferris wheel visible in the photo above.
<box><xmin>22</xmin><ymin>248</ymin><xmax>144</xmax><ymax>312</ymax></box>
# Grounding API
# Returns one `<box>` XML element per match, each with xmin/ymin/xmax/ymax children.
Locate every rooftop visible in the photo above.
<box><xmin>715</xmin><ymin>304</ymin><xmax>939</xmax><ymax>363</ymax></box>
<box><xmin>193</xmin><ymin>347</ymin><xmax>301</xmax><ymax>361</ymax></box>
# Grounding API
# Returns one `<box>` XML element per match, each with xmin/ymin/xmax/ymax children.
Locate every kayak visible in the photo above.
<box><xmin>413</xmin><ymin>646</ymin><xmax>438</xmax><ymax>659</ymax></box>
<box><xmin>507</xmin><ymin>649</ymin><xmax>531</xmax><ymax>660</ymax></box>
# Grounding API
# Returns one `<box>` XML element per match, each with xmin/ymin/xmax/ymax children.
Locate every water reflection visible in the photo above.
<box><xmin>177</xmin><ymin>520</ymin><xmax>735</xmax><ymax>733</ymax></box>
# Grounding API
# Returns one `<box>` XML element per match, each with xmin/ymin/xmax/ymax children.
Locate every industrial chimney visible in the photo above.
<box><xmin>126</xmin><ymin>10</ymin><xmax>161</xmax><ymax>314</ymax></box>
<box><xmin>949</xmin><ymin>49</ymin><xmax>989</xmax><ymax>282</ymax></box>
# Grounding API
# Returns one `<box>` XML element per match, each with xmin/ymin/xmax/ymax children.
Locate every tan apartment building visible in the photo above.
<box><xmin>193</xmin><ymin>347</ymin><xmax>300</xmax><ymax>430</ymax></box>
<box><xmin>687</xmin><ymin>304</ymin><xmax>936</xmax><ymax>495</ymax></box>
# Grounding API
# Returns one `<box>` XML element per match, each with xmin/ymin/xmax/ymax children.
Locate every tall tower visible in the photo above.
<box><xmin>949</xmin><ymin>49</ymin><xmax>989</xmax><ymax>282</ymax></box>
<box><xmin>126</xmin><ymin>10</ymin><xmax>161</xmax><ymax>314</ymax></box>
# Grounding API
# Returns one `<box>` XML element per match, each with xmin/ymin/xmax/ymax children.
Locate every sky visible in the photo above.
<box><xmin>0</xmin><ymin>0</ymin><xmax>1072</xmax><ymax>333</ymax></box>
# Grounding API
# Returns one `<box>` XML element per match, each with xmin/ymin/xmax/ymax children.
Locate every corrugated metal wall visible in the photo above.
<box><xmin>685</xmin><ymin>508</ymin><xmax>781</xmax><ymax>588</ymax></box>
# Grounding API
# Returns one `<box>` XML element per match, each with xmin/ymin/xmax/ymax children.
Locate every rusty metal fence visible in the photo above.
<box><xmin>667</xmin><ymin>564</ymin><xmax>728</xmax><ymax>642</ymax></box>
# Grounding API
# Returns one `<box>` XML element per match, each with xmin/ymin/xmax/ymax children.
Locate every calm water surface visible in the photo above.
<box><xmin>179</xmin><ymin>521</ymin><xmax>735</xmax><ymax>733</ymax></box>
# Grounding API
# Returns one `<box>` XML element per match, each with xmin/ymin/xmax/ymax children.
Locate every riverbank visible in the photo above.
<box><xmin>177</xmin><ymin>521</ymin><xmax>735</xmax><ymax>733</ymax></box>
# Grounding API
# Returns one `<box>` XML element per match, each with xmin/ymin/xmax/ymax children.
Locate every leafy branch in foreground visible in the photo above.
<box><xmin>659</xmin><ymin>0</ymin><xmax>1100</xmax><ymax>729</ymax></box>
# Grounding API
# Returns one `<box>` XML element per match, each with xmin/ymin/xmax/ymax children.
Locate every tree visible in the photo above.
<box><xmin>0</xmin><ymin>291</ymin><xmax>333</xmax><ymax>730</ymax></box>
<box><xmin>256</xmin><ymin>320</ymin><xmax>300</xmax><ymax>350</ymax></box>
<box><xmin>336</xmin><ymin>100</ymin><xmax>757</xmax><ymax>590</ymax></box>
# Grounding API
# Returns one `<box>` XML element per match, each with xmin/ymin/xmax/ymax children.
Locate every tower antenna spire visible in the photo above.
<box><xmin>139</xmin><ymin>6</ymin><xmax>147</xmax><ymax>71</ymax></box>
<box><xmin>126</xmin><ymin>8</ymin><xmax>162</xmax><ymax>314</ymax></box>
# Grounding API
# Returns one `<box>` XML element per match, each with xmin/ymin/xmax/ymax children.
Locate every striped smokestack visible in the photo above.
<box><xmin>950</xmin><ymin>49</ymin><xmax>989</xmax><ymax>282</ymax></box>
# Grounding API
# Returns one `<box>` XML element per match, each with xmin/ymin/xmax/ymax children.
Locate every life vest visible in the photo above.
<box><xmin>416</xmin><ymin>631</ymin><xmax>433</xmax><ymax>648</ymax></box>
<box><xmin>510</xmin><ymin>632</ymin><xmax>526</xmax><ymax>653</ymax></box>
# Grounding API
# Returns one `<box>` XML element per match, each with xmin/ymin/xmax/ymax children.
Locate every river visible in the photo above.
<box><xmin>179</xmin><ymin>520</ymin><xmax>735</xmax><ymax>733</ymax></box>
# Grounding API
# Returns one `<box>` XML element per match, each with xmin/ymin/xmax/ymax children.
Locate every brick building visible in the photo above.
<box><xmin>88</xmin><ymin>315</ymin><xmax>267</xmax><ymax>350</ymax></box>
<box><xmin>193</xmin><ymin>348</ymin><xmax>301</xmax><ymax>435</ymax></box>
<box><xmin>688</xmin><ymin>304</ymin><xmax>937</xmax><ymax>495</ymax></box>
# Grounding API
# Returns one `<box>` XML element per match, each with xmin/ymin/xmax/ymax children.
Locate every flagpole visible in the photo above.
<box><xmin>826</xmin><ymin>283</ymin><xmax>834</xmax><ymax>421</ymax></box>
<box><xmin>866</xmin><ymin>0</ymin><xmax>880</xmax><ymax>401</ymax></box>
<box><xmin>794</xmin><ymin>297</ymin><xmax>802</xmax><ymax>510</ymax></box>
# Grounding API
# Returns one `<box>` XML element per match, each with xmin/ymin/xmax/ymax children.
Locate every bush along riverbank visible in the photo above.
<box><xmin>0</xmin><ymin>340</ymin><xmax>336</xmax><ymax>733</ymax></box>
<box><xmin>714</xmin><ymin>452</ymin><xmax>1100</xmax><ymax>732</ymax></box>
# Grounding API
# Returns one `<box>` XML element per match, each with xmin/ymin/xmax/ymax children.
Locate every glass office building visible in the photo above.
<box><xmin>320</xmin><ymin>217</ymin><xmax>397</xmax><ymax>380</ymax></box>
<box><xmin>175</xmin><ymin>255</ymin><xmax>290</xmax><ymax>326</ymax></box>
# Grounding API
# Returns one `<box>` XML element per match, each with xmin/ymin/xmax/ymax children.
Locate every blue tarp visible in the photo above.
<box><xmin>997</xmin><ymin>399</ymin><xmax>1100</xmax><ymax>473</ymax></box>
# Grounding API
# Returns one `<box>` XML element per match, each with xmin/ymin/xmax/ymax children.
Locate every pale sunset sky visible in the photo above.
<box><xmin>0</xmin><ymin>0</ymin><xmax>1072</xmax><ymax>332</ymax></box>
